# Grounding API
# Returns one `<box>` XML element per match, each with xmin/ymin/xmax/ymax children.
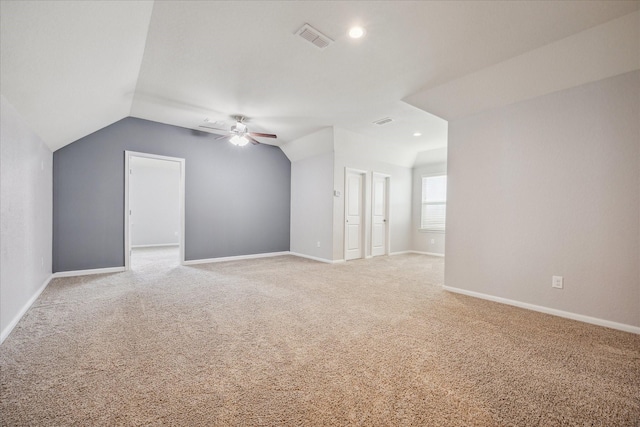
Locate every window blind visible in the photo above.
<box><xmin>421</xmin><ymin>175</ymin><xmax>447</xmax><ymax>231</ymax></box>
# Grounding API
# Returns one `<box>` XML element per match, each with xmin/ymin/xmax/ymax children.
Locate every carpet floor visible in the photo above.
<box><xmin>1</xmin><ymin>249</ymin><xmax>639</xmax><ymax>426</ymax></box>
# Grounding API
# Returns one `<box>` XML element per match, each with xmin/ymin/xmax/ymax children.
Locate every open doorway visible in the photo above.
<box><xmin>124</xmin><ymin>151</ymin><xmax>185</xmax><ymax>271</ymax></box>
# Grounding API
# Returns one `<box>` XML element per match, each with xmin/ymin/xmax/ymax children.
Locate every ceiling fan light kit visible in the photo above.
<box><xmin>198</xmin><ymin>115</ymin><xmax>277</xmax><ymax>147</ymax></box>
<box><xmin>230</xmin><ymin>135</ymin><xmax>249</xmax><ymax>147</ymax></box>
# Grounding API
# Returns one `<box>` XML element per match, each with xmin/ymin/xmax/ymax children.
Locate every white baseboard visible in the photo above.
<box><xmin>183</xmin><ymin>251</ymin><xmax>289</xmax><ymax>265</ymax></box>
<box><xmin>289</xmin><ymin>252</ymin><xmax>338</xmax><ymax>264</ymax></box>
<box><xmin>52</xmin><ymin>266</ymin><xmax>126</xmax><ymax>278</ymax></box>
<box><xmin>1</xmin><ymin>274</ymin><xmax>53</xmax><ymax>345</ymax></box>
<box><xmin>411</xmin><ymin>251</ymin><xmax>445</xmax><ymax>257</ymax></box>
<box><xmin>390</xmin><ymin>250</ymin><xmax>445</xmax><ymax>257</ymax></box>
<box><xmin>131</xmin><ymin>243</ymin><xmax>179</xmax><ymax>248</ymax></box>
<box><xmin>389</xmin><ymin>251</ymin><xmax>412</xmax><ymax>256</ymax></box>
<box><xmin>443</xmin><ymin>285</ymin><xmax>640</xmax><ymax>335</ymax></box>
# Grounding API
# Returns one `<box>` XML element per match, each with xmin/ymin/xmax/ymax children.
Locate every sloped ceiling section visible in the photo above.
<box><xmin>0</xmin><ymin>1</ymin><xmax>153</xmax><ymax>151</ymax></box>
<box><xmin>405</xmin><ymin>10</ymin><xmax>640</xmax><ymax>120</ymax></box>
<box><xmin>1</xmin><ymin>1</ymin><xmax>638</xmax><ymax>155</ymax></box>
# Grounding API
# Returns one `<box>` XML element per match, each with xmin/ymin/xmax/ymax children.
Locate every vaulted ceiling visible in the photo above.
<box><xmin>1</xmin><ymin>1</ymin><xmax>638</xmax><ymax>156</ymax></box>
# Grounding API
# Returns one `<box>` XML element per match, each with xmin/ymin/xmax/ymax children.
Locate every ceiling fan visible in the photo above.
<box><xmin>198</xmin><ymin>115</ymin><xmax>277</xmax><ymax>146</ymax></box>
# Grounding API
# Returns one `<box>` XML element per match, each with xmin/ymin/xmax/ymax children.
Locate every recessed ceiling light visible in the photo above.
<box><xmin>413</xmin><ymin>132</ymin><xmax>422</xmax><ymax>137</ymax></box>
<box><xmin>349</xmin><ymin>26</ymin><xmax>365</xmax><ymax>39</ymax></box>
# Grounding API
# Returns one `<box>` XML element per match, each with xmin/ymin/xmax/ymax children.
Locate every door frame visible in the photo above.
<box><xmin>124</xmin><ymin>150</ymin><xmax>186</xmax><ymax>270</ymax></box>
<box><xmin>371</xmin><ymin>172</ymin><xmax>391</xmax><ymax>256</ymax></box>
<box><xmin>344</xmin><ymin>168</ymin><xmax>367</xmax><ymax>261</ymax></box>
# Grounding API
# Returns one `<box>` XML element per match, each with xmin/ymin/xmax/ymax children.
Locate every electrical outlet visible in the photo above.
<box><xmin>316</xmin><ymin>241</ymin><xmax>321</xmax><ymax>248</ymax></box>
<box><xmin>552</xmin><ymin>276</ymin><xmax>563</xmax><ymax>289</ymax></box>
<box><xmin>430</xmin><ymin>239</ymin><xmax>435</xmax><ymax>244</ymax></box>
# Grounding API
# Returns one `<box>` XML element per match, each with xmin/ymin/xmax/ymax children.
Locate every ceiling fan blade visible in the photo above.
<box><xmin>246</xmin><ymin>135</ymin><xmax>261</xmax><ymax>145</ymax></box>
<box><xmin>248</xmin><ymin>132</ymin><xmax>277</xmax><ymax>138</ymax></box>
<box><xmin>199</xmin><ymin>125</ymin><xmax>229</xmax><ymax>134</ymax></box>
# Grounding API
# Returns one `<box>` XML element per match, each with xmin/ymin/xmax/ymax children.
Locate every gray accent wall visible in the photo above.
<box><xmin>53</xmin><ymin>117</ymin><xmax>290</xmax><ymax>272</ymax></box>
<box><xmin>1</xmin><ymin>95</ymin><xmax>53</xmax><ymax>340</ymax></box>
<box><xmin>445</xmin><ymin>70</ymin><xmax>640</xmax><ymax>328</ymax></box>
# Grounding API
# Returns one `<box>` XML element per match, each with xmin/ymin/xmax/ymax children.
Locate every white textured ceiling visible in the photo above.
<box><xmin>1</xmin><ymin>1</ymin><xmax>638</xmax><ymax>155</ymax></box>
<box><xmin>0</xmin><ymin>0</ymin><xmax>153</xmax><ymax>151</ymax></box>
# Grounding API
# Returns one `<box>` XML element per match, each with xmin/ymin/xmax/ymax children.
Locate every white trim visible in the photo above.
<box><xmin>1</xmin><ymin>274</ymin><xmax>53</xmax><ymax>344</ymax></box>
<box><xmin>131</xmin><ymin>243</ymin><xmax>179</xmax><ymax>248</ymax></box>
<box><xmin>389</xmin><ymin>251</ymin><xmax>412</xmax><ymax>256</ymax></box>
<box><xmin>125</xmin><ymin>151</ymin><xmax>186</xmax><ymax>271</ymax></box>
<box><xmin>443</xmin><ymin>285</ymin><xmax>640</xmax><ymax>335</ymax></box>
<box><xmin>183</xmin><ymin>251</ymin><xmax>289</xmax><ymax>265</ymax></box>
<box><xmin>52</xmin><ymin>266</ymin><xmax>126</xmax><ymax>278</ymax></box>
<box><xmin>289</xmin><ymin>252</ymin><xmax>339</xmax><ymax>264</ymax></box>
<box><xmin>125</xmin><ymin>152</ymin><xmax>131</xmax><ymax>270</ymax></box>
<box><xmin>411</xmin><ymin>250</ymin><xmax>445</xmax><ymax>257</ymax></box>
<box><xmin>390</xmin><ymin>250</ymin><xmax>444</xmax><ymax>257</ymax></box>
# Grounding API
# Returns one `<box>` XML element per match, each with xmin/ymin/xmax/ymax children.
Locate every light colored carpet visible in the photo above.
<box><xmin>1</xmin><ymin>248</ymin><xmax>639</xmax><ymax>426</ymax></box>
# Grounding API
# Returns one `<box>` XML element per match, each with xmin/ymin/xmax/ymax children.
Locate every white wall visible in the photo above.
<box><xmin>333</xmin><ymin>127</ymin><xmax>412</xmax><ymax>260</ymax></box>
<box><xmin>280</xmin><ymin>127</ymin><xmax>334</xmax><ymax>163</ymax></box>
<box><xmin>1</xmin><ymin>95</ymin><xmax>52</xmax><ymax>342</ymax></box>
<box><xmin>286</xmin><ymin>128</ymin><xmax>335</xmax><ymax>261</ymax></box>
<box><xmin>445</xmin><ymin>71</ymin><xmax>640</xmax><ymax>329</ymax></box>
<box><xmin>412</xmin><ymin>152</ymin><xmax>447</xmax><ymax>256</ymax></box>
<box><xmin>290</xmin><ymin>152</ymin><xmax>334</xmax><ymax>261</ymax></box>
<box><xmin>130</xmin><ymin>156</ymin><xmax>180</xmax><ymax>247</ymax></box>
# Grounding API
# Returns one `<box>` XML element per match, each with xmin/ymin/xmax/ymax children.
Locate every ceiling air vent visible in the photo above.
<box><xmin>373</xmin><ymin>117</ymin><xmax>393</xmax><ymax>126</ymax></box>
<box><xmin>296</xmin><ymin>23</ymin><xmax>333</xmax><ymax>50</ymax></box>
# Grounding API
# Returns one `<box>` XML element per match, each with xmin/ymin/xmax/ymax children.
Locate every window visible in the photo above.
<box><xmin>421</xmin><ymin>175</ymin><xmax>447</xmax><ymax>232</ymax></box>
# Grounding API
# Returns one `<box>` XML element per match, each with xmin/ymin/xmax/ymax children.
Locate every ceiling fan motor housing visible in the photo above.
<box><xmin>233</xmin><ymin>122</ymin><xmax>248</xmax><ymax>134</ymax></box>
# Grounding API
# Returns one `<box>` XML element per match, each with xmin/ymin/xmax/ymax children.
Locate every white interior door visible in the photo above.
<box><xmin>371</xmin><ymin>173</ymin><xmax>389</xmax><ymax>257</ymax></box>
<box><xmin>345</xmin><ymin>170</ymin><xmax>364</xmax><ymax>261</ymax></box>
